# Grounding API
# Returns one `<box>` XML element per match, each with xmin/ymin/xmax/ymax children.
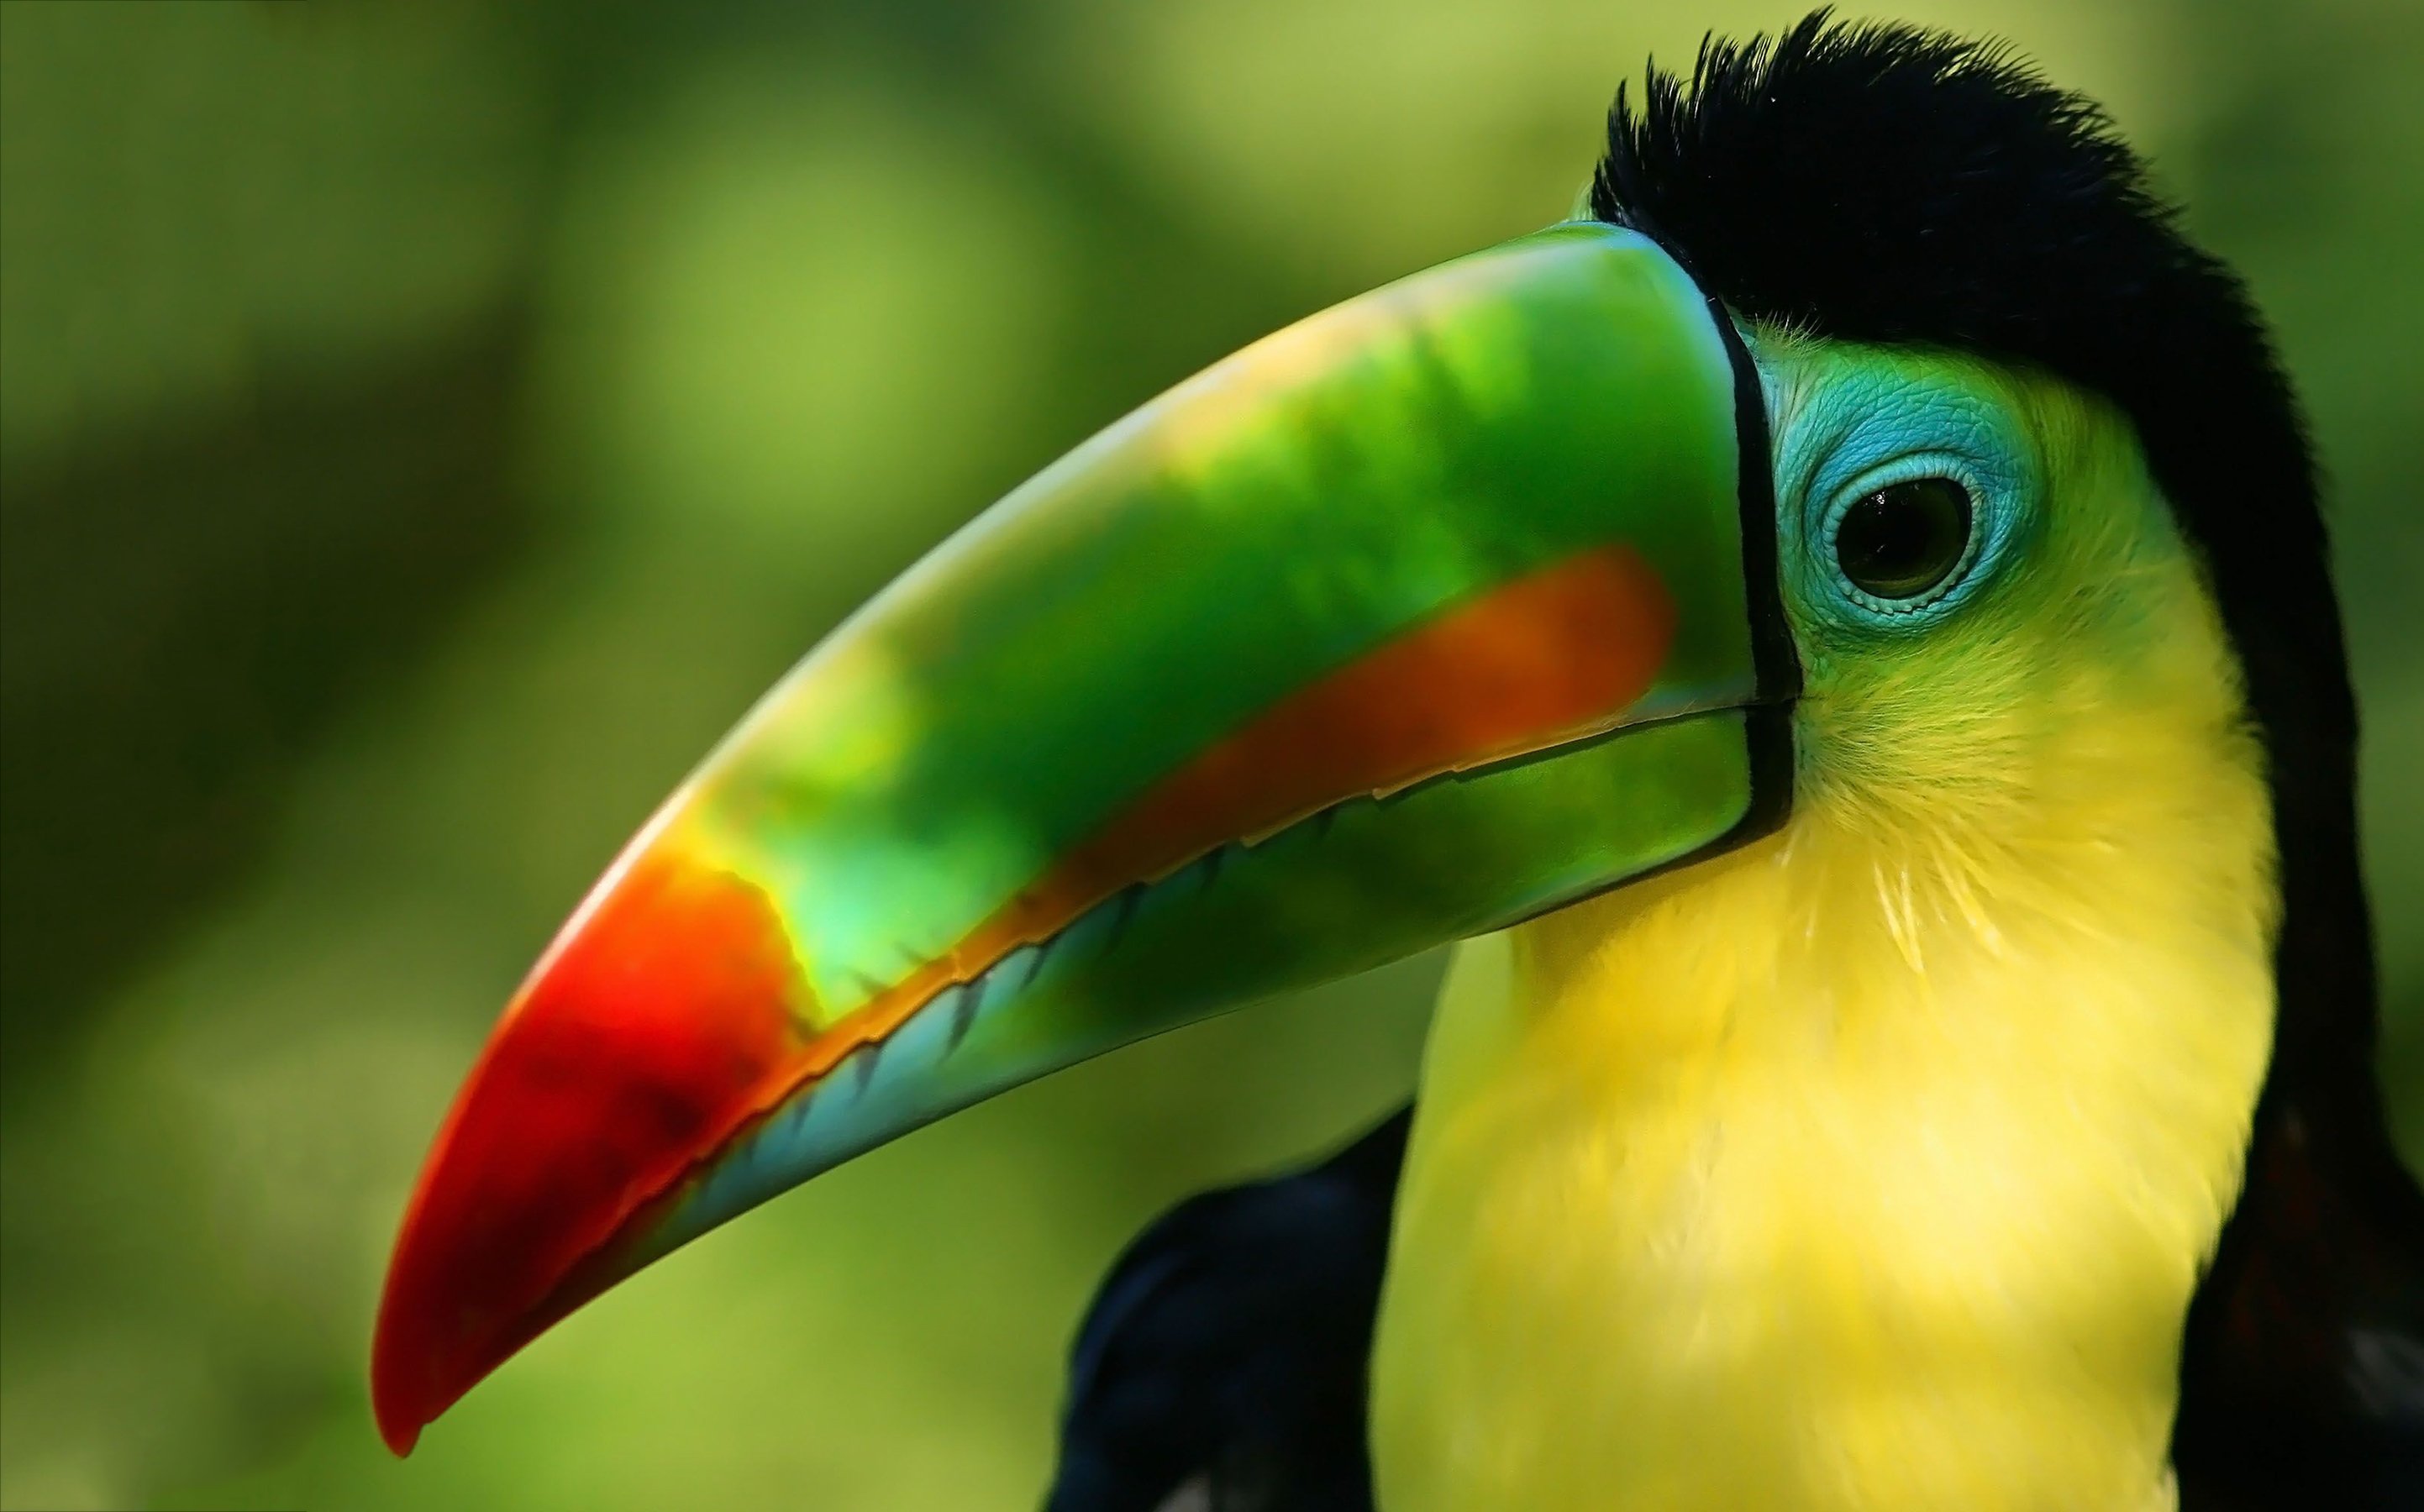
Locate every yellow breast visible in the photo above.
<box><xmin>1368</xmin><ymin>680</ymin><xmax>2276</xmax><ymax>1511</ymax></box>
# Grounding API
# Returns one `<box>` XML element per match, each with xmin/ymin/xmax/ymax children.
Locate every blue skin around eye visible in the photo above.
<box><xmin>1759</xmin><ymin>351</ymin><xmax>2038</xmax><ymax>631</ymax></box>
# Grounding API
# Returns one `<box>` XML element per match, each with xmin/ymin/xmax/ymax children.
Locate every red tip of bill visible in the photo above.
<box><xmin>371</xmin><ymin>843</ymin><xmax>811</xmax><ymax>1454</ymax></box>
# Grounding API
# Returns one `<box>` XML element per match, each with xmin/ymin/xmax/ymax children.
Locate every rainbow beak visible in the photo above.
<box><xmin>371</xmin><ymin>223</ymin><xmax>1796</xmax><ymax>1452</ymax></box>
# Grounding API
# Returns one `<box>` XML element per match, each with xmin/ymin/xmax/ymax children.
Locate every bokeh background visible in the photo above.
<box><xmin>2</xmin><ymin>1</ymin><xmax>2417</xmax><ymax>1507</ymax></box>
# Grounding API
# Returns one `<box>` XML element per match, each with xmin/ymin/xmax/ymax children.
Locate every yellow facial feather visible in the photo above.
<box><xmin>1370</xmin><ymin>351</ymin><xmax>2278</xmax><ymax>1512</ymax></box>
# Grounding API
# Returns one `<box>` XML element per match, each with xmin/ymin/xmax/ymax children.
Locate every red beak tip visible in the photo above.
<box><xmin>378</xmin><ymin>1413</ymin><xmax>423</xmax><ymax>1458</ymax></box>
<box><xmin>366</xmin><ymin>846</ymin><xmax>819</xmax><ymax>1457</ymax></box>
<box><xmin>369</xmin><ymin>1349</ymin><xmax>431</xmax><ymax>1457</ymax></box>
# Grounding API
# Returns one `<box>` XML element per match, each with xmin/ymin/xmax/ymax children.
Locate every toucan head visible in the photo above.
<box><xmin>372</xmin><ymin>15</ymin><xmax>2361</xmax><ymax>1454</ymax></box>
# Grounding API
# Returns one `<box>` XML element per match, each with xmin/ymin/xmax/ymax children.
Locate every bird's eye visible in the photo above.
<box><xmin>1832</xmin><ymin>477</ymin><xmax>1974</xmax><ymax>601</ymax></box>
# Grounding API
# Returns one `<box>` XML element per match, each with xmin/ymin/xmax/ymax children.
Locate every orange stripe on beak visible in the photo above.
<box><xmin>1022</xmin><ymin>543</ymin><xmax>1678</xmax><ymax>927</ymax></box>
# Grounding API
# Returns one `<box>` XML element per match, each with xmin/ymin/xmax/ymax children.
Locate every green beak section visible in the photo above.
<box><xmin>372</xmin><ymin>222</ymin><xmax>1792</xmax><ymax>1451</ymax></box>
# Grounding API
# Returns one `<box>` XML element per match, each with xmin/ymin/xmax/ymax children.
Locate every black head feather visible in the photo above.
<box><xmin>1592</xmin><ymin>15</ymin><xmax>2422</xmax><ymax>1499</ymax></box>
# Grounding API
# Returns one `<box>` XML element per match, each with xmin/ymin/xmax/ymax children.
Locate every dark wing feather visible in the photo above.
<box><xmin>1043</xmin><ymin>1108</ymin><xmax>1409</xmax><ymax>1512</ymax></box>
<box><xmin>2174</xmin><ymin>1097</ymin><xmax>2424</xmax><ymax>1509</ymax></box>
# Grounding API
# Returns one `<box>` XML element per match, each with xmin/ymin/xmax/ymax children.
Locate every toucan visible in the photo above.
<box><xmin>370</xmin><ymin>16</ymin><xmax>2423</xmax><ymax>1510</ymax></box>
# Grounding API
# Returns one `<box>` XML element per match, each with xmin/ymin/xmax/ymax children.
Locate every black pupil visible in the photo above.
<box><xmin>1834</xmin><ymin>477</ymin><xmax>1974</xmax><ymax>600</ymax></box>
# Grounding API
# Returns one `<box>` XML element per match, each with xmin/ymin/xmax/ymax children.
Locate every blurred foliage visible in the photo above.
<box><xmin>0</xmin><ymin>2</ymin><xmax>2416</xmax><ymax>1508</ymax></box>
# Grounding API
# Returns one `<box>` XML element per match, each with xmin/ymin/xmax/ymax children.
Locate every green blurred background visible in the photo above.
<box><xmin>1</xmin><ymin>1</ymin><xmax>2416</xmax><ymax>1507</ymax></box>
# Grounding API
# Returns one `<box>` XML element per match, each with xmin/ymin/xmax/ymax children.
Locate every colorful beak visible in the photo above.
<box><xmin>371</xmin><ymin>222</ymin><xmax>1796</xmax><ymax>1452</ymax></box>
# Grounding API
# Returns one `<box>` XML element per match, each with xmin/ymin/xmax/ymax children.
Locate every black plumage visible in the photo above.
<box><xmin>1044</xmin><ymin>1110</ymin><xmax>1407</xmax><ymax>1512</ymax></box>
